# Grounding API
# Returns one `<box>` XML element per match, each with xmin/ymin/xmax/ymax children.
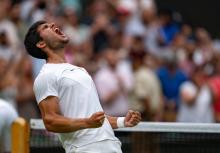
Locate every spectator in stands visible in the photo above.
<box><xmin>91</xmin><ymin>13</ymin><xmax>117</xmax><ymax>53</ymax></box>
<box><xmin>0</xmin><ymin>0</ymin><xmax>20</xmax><ymax>50</ymax></box>
<box><xmin>10</xmin><ymin>1</ymin><xmax>28</xmax><ymax>42</ymax></box>
<box><xmin>177</xmin><ymin>81</ymin><xmax>198</xmax><ymax>122</ymax></box>
<box><xmin>177</xmin><ymin>66</ymin><xmax>214</xmax><ymax>123</ymax></box>
<box><xmin>129</xmin><ymin>36</ymin><xmax>163</xmax><ymax>121</ymax></box>
<box><xmin>158</xmin><ymin>9</ymin><xmax>180</xmax><ymax>46</ymax></box>
<box><xmin>157</xmin><ymin>51</ymin><xmax>187</xmax><ymax>121</ymax></box>
<box><xmin>16</xmin><ymin>56</ymin><xmax>40</xmax><ymax>120</ymax></box>
<box><xmin>0</xmin><ymin>98</ymin><xmax>18</xmax><ymax>153</ymax></box>
<box><xmin>207</xmin><ymin>56</ymin><xmax>220</xmax><ymax>122</ymax></box>
<box><xmin>0</xmin><ymin>32</ymin><xmax>18</xmax><ymax>108</ymax></box>
<box><xmin>194</xmin><ymin>28</ymin><xmax>214</xmax><ymax>65</ymax></box>
<box><xmin>94</xmin><ymin>48</ymin><xmax>132</xmax><ymax>116</ymax></box>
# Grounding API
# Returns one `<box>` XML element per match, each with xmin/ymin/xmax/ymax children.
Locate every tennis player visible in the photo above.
<box><xmin>0</xmin><ymin>99</ymin><xmax>18</xmax><ymax>153</ymax></box>
<box><xmin>24</xmin><ymin>21</ymin><xmax>141</xmax><ymax>153</ymax></box>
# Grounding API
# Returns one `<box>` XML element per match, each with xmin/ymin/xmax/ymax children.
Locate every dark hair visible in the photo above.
<box><xmin>24</xmin><ymin>20</ymin><xmax>48</xmax><ymax>59</ymax></box>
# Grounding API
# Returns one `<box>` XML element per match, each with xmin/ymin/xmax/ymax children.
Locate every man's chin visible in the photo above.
<box><xmin>62</xmin><ymin>37</ymin><xmax>69</xmax><ymax>44</ymax></box>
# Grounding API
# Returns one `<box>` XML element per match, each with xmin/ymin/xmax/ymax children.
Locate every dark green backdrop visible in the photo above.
<box><xmin>155</xmin><ymin>0</ymin><xmax>220</xmax><ymax>38</ymax></box>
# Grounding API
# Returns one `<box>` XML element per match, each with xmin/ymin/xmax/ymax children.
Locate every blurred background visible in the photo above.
<box><xmin>1</xmin><ymin>0</ymin><xmax>220</xmax><ymax>125</ymax></box>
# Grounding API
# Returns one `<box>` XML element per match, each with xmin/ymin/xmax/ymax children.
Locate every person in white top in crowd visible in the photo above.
<box><xmin>0</xmin><ymin>99</ymin><xmax>18</xmax><ymax>153</ymax></box>
<box><xmin>24</xmin><ymin>21</ymin><xmax>141</xmax><ymax>153</ymax></box>
<box><xmin>177</xmin><ymin>81</ymin><xmax>214</xmax><ymax>123</ymax></box>
<box><xmin>94</xmin><ymin>48</ymin><xmax>133</xmax><ymax>117</ymax></box>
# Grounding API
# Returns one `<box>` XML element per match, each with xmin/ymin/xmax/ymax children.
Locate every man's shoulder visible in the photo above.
<box><xmin>34</xmin><ymin>63</ymin><xmax>80</xmax><ymax>85</ymax></box>
<box><xmin>34</xmin><ymin>70</ymin><xmax>58</xmax><ymax>88</ymax></box>
<box><xmin>35</xmin><ymin>64</ymin><xmax>68</xmax><ymax>80</ymax></box>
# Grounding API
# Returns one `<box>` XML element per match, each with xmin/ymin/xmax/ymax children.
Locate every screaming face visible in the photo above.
<box><xmin>37</xmin><ymin>22</ymin><xmax>69</xmax><ymax>50</ymax></box>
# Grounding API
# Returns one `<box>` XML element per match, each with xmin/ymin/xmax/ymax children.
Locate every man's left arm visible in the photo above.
<box><xmin>106</xmin><ymin>110</ymin><xmax>141</xmax><ymax>129</ymax></box>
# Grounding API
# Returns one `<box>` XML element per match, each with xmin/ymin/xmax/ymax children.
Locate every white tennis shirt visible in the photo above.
<box><xmin>33</xmin><ymin>63</ymin><xmax>119</xmax><ymax>152</ymax></box>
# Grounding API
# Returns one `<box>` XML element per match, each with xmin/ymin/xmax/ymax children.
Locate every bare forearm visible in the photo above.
<box><xmin>43</xmin><ymin>114</ymin><xmax>90</xmax><ymax>133</ymax></box>
<box><xmin>107</xmin><ymin>110</ymin><xmax>142</xmax><ymax>129</ymax></box>
<box><xmin>106</xmin><ymin>116</ymin><xmax>118</xmax><ymax>129</ymax></box>
<box><xmin>39</xmin><ymin>97</ymin><xmax>105</xmax><ymax>133</ymax></box>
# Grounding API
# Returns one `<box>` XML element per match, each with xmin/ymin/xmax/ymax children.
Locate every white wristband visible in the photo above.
<box><xmin>117</xmin><ymin>117</ymin><xmax>125</xmax><ymax>128</ymax></box>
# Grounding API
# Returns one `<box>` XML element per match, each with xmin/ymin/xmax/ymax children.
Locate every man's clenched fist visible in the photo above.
<box><xmin>124</xmin><ymin>110</ymin><xmax>141</xmax><ymax>127</ymax></box>
<box><xmin>87</xmin><ymin>112</ymin><xmax>105</xmax><ymax>128</ymax></box>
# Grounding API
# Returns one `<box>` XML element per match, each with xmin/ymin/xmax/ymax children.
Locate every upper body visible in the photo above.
<box><xmin>94</xmin><ymin>50</ymin><xmax>133</xmax><ymax>116</ymax></box>
<box><xmin>157</xmin><ymin>66</ymin><xmax>187</xmax><ymax>105</ymax></box>
<box><xmin>24</xmin><ymin>21</ymin><xmax>141</xmax><ymax>152</ymax></box>
<box><xmin>177</xmin><ymin>82</ymin><xmax>214</xmax><ymax>123</ymax></box>
<box><xmin>95</xmin><ymin>65</ymin><xmax>129</xmax><ymax>116</ymax></box>
<box><xmin>34</xmin><ymin>63</ymin><xmax>119</xmax><ymax>150</ymax></box>
<box><xmin>131</xmin><ymin>67</ymin><xmax>162</xmax><ymax>117</ymax></box>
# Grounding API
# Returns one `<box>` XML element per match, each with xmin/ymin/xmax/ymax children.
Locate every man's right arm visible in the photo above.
<box><xmin>39</xmin><ymin>96</ymin><xmax>105</xmax><ymax>133</ymax></box>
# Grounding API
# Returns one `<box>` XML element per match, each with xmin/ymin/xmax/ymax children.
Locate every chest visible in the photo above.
<box><xmin>59</xmin><ymin>68</ymin><xmax>93</xmax><ymax>90</ymax></box>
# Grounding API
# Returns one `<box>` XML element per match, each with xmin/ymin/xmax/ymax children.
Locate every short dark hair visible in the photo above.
<box><xmin>24</xmin><ymin>20</ymin><xmax>48</xmax><ymax>59</ymax></box>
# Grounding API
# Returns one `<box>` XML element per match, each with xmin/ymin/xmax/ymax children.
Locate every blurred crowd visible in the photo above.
<box><xmin>1</xmin><ymin>0</ymin><xmax>220</xmax><ymax>123</ymax></box>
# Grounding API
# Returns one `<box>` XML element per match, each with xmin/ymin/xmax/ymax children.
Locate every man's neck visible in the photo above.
<box><xmin>46</xmin><ymin>49</ymin><xmax>66</xmax><ymax>64</ymax></box>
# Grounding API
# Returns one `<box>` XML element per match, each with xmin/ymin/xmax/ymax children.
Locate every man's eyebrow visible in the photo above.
<box><xmin>38</xmin><ymin>23</ymin><xmax>48</xmax><ymax>31</ymax></box>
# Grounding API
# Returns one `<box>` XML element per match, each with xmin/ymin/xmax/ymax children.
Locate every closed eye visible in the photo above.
<box><xmin>39</xmin><ymin>24</ymin><xmax>49</xmax><ymax>31</ymax></box>
<box><xmin>43</xmin><ymin>24</ymin><xmax>49</xmax><ymax>30</ymax></box>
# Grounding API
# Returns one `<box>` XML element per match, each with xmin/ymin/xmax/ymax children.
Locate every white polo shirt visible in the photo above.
<box><xmin>33</xmin><ymin>63</ymin><xmax>119</xmax><ymax>152</ymax></box>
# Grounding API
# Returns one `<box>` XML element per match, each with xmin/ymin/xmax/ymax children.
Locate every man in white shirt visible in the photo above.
<box><xmin>24</xmin><ymin>21</ymin><xmax>141</xmax><ymax>153</ymax></box>
<box><xmin>0</xmin><ymin>99</ymin><xmax>18</xmax><ymax>153</ymax></box>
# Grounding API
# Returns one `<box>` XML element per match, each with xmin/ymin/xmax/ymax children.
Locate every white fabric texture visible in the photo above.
<box><xmin>117</xmin><ymin>117</ymin><xmax>125</xmax><ymax>128</ymax></box>
<box><xmin>34</xmin><ymin>63</ymin><xmax>120</xmax><ymax>152</ymax></box>
<box><xmin>69</xmin><ymin>140</ymin><xmax>122</xmax><ymax>153</ymax></box>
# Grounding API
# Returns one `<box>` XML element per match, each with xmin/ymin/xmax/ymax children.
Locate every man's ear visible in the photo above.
<box><xmin>36</xmin><ymin>41</ymin><xmax>46</xmax><ymax>49</ymax></box>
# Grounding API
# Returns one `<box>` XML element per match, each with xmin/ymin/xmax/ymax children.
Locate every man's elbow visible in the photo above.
<box><xmin>43</xmin><ymin>116</ymin><xmax>57</xmax><ymax>132</ymax></box>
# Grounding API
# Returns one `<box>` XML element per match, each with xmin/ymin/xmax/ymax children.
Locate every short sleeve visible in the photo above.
<box><xmin>33</xmin><ymin>73</ymin><xmax>59</xmax><ymax>104</ymax></box>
